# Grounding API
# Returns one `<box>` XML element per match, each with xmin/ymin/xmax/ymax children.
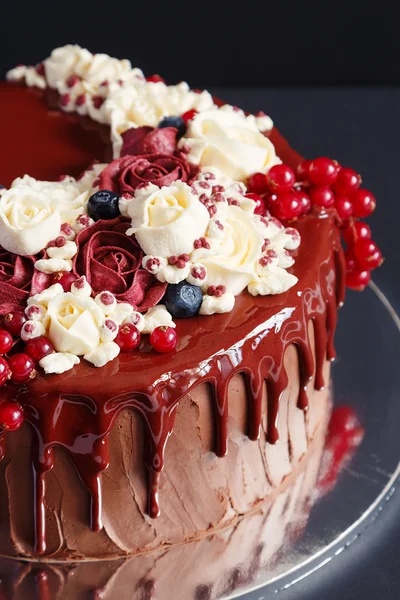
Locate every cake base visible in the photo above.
<box><xmin>0</xmin><ymin>396</ymin><xmax>330</xmax><ymax>599</ymax></box>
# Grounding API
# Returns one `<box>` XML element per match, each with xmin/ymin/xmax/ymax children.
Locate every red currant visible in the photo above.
<box><xmin>266</xmin><ymin>164</ymin><xmax>295</xmax><ymax>193</ymax></box>
<box><xmin>2</xmin><ymin>311</ymin><xmax>26</xmax><ymax>337</ymax></box>
<box><xmin>346</xmin><ymin>268</ymin><xmax>371</xmax><ymax>291</ymax></box>
<box><xmin>245</xmin><ymin>193</ymin><xmax>266</xmax><ymax>216</ymax></box>
<box><xmin>150</xmin><ymin>326</ymin><xmax>178</xmax><ymax>353</ymax></box>
<box><xmin>0</xmin><ymin>402</ymin><xmax>24</xmax><ymax>431</ymax></box>
<box><xmin>8</xmin><ymin>353</ymin><xmax>36</xmax><ymax>384</ymax></box>
<box><xmin>0</xmin><ymin>330</ymin><xmax>13</xmax><ymax>355</ymax></box>
<box><xmin>342</xmin><ymin>220</ymin><xmax>371</xmax><ymax>246</ymax></box>
<box><xmin>345</xmin><ymin>250</ymin><xmax>358</xmax><ymax>273</ymax></box>
<box><xmin>296</xmin><ymin>159</ymin><xmax>312</xmax><ymax>181</ymax></box>
<box><xmin>309</xmin><ymin>186</ymin><xmax>335</xmax><ymax>208</ymax></box>
<box><xmin>146</xmin><ymin>74</ymin><xmax>166</xmax><ymax>84</ymax></box>
<box><xmin>181</xmin><ymin>109</ymin><xmax>198</xmax><ymax>123</ymax></box>
<box><xmin>25</xmin><ymin>336</ymin><xmax>54</xmax><ymax>363</ymax></box>
<box><xmin>247</xmin><ymin>172</ymin><xmax>268</xmax><ymax>194</ymax></box>
<box><xmin>0</xmin><ymin>357</ymin><xmax>11</xmax><ymax>387</ymax></box>
<box><xmin>352</xmin><ymin>189</ymin><xmax>376</xmax><ymax>218</ymax></box>
<box><xmin>308</xmin><ymin>157</ymin><xmax>339</xmax><ymax>186</ymax></box>
<box><xmin>333</xmin><ymin>167</ymin><xmax>361</xmax><ymax>195</ymax></box>
<box><xmin>52</xmin><ymin>271</ymin><xmax>77</xmax><ymax>292</ymax></box>
<box><xmin>335</xmin><ymin>195</ymin><xmax>353</xmax><ymax>220</ymax></box>
<box><xmin>296</xmin><ymin>189</ymin><xmax>312</xmax><ymax>215</ymax></box>
<box><xmin>264</xmin><ymin>192</ymin><xmax>278</xmax><ymax>210</ymax></box>
<box><xmin>115</xmin><ymin>324</ymin><xmax>141</xmax><ymax>351</ymax></box>
<box><xmin>354</xmin><ymin>239</ymin><xmax>383</xmax><ymax>270</ymax></box>
<box><xmin>273</xmin><ymin>191</ymin><xmax>302</xmax><ymax>220</ymax></box>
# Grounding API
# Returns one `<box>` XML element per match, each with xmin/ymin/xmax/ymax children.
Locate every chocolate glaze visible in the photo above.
<box><xmin>0</xmin><ymin>83</ymin><xmax>345</xmax><ymax>558</ymax></box>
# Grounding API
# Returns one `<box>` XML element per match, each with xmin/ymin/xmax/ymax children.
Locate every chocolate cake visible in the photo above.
<box><xmin>0</xmin><ymin>46</ymin><xmax>380</xmax><ymax>573</ymax></box>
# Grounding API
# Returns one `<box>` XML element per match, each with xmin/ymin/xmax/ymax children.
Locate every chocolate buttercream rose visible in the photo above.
<box><xmin>99</xmin><ymin>153</ymin><xmax>196</xmax><ymax>195</ymax></box>
<box><xmin>0</xmin><ymin>248</ymin><xmax>35</xmax><ymax>315</ymax></box>
<box><xmin>73</xmin><ymin>217</ymin><xmax>166</xmax><ymax>310</ymax></box>
<box><xmin>99</xmin><ymin>126</ymin><xmax>198</xmax><ymax>195</ymax></box>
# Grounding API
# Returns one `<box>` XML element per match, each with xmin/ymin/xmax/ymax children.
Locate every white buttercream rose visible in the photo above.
<box><xmin>43</xmin><ymin>292</ymin><xmax>105</xmax><ymax>356</ymax></box>
<box><xmin>127</xmin><ymin>182</ymin><xmax>209</xmax><ymax>257</ymax></box>
<box><xmin>0</xmin><ymin>187</ymin><xmax>60</xmax><ymax>255</ymax></box>
<box><xmin>192</xmin><ymin>205</ymin><xmax>264</xmax><ymax>295</ymax></box>
<box><xmin>180</xmin><ymin>105</ymin><xmax>280</xmax><ymax>181</ymax></box>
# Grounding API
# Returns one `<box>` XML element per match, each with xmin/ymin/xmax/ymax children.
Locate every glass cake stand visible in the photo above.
<box><xmin>228</xmin><ymin>281</ymin><xmax>400</xmax><ymax>600</ymax></box>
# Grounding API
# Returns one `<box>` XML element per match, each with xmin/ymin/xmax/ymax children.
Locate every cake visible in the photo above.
<box><xmin>0</xmin><ymin>46</ymin><xmax>380</xmax><ymax>572</ymax></box>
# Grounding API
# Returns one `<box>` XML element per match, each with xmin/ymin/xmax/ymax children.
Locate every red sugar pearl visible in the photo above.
<box><xmin>115</xmin><ymin>324</ymin><xmax>141</xmax><ymax>352</ymax></box>
<box><xmin>0</xmin><ymin>330</ymin><xmax>13</xmax><ymax>355</ymax></box>
<box><xmin>0</xmin><ymin>357</ymin><xmax>11</xmax><ymax>387</ymax></box>
<box><xmin>247</xmin><ymin>172</ymin><xmax>268</xmax><ymax>194</ymax></box>
<box><xmin>25</xmin><ymin>336</ymin><xmax>54</xmax><ymax>363</ymax></box>
<box><xmin>0</xmin><ymin>402</ymin><xmax>24</xmax><ymax>431</ymax></box>
<box><xmin>245</xmin><ymin>193</ymin><xmax>266</xmax><ymax>216</ymax></box>
<box><xmin>2</xmin><ymin>311</ymin><xmax>26</xmax><ymax>338</ymax></box>
<box><xmin>342</xmin><ymin>220</ymin><xmax>371</xmax><ymax>246</ymax></box>
<box><xmin>354</xmin><ymin>239</ymin><xmax>383</xmax><ymax>271</ymax></box>
<box><xmin>296</xmin><ymin>159</ymin><xmax>312</xmax><ymax>181</ymax></box>
<box><xmin>352</xmin><ymin>189</ymin><xmax>376</xmax><ymax>218</ymax></box>
<box><xmin>8</xmin><ymin>353</ymin><xmax>36</xmax><ymax>384</ymax></box>
<box><xmin>335</xmin><ymin>195</ymin><xmax>353</xmax><ymax>220</ymax></box>
<box><xmin>309</xmin><ymin>186</ymin><xmax>335</xmax><ymax>208</ymax></box>
<box><xmin>266</xmin><ymin>164</ymin><xmax>296</xmax><ymax>193</ymax></box>
<box><xmin>346</xmin><ymin>268</ymin><xmax>371</xmax><ymax>291</ymax></box>
<box><xmin>273</xmin><ymin>191</ymin><xmax>302</xmax><ymax>220</ymax></box>
<box><xmin>150</xmin><ymin>326</ymin><xmax>178</xmax><ymax>353</ymax></box>
<box><xmin>308</xmin><ymin>157</ymin><xmax>339</xmax><ymax>186</ymax></box>
<box><xmin>181</xmin><ymin>109</ymin><xmax>198</xmax><ymax>123</ymax></box>
<box><xmin>334</xmin><ymin>167</ymin><xmax>361</xmax><ymax>195</ymax></box>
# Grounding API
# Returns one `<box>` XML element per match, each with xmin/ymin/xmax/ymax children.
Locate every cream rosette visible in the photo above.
<box><xmin>0</xmin><ymin>187</ymin><xmax>61</xmax><ymax>255</ymax></box>
<box><xmin>126</xmin><ymin>182</ymin><xmax>209</xmax><ymax>257</ymax></box>
<box><xmin>42</xmin><ymin>292</ymin><xmax>105</xmax><ymax>356</ymax></box>
<box><xmin>44</xmin><ymin>44</ymin><xmax>93</xmax><ymax>89</ymax></box>
<box><xmin>11</xmin><ymin>168</ymin><xmax>102</xmax><ymax>225</ymax></box>
<box><xmin>180</xmin><ymin>105</ymin><xmax>281</xmax><ymax>181</ymax></box>
<box><xmin>105</xmin><ymin>83</ymin><xmax>214</xmax><ymax>156</ymax></box>
<box><xmin>192</xmin><ymin>205</ymin><xmax>264</xmax><ymax>295</ymax></box>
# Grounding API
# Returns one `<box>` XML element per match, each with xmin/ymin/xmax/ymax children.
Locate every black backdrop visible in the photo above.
<box><xmin>1</xmin><ymin>0</ymin><xmax>399</xmax><ymax>86</ymax></box>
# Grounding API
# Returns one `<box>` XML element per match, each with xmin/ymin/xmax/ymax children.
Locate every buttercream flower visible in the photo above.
<box><xmin>73</xmin><ymin>217</ymin><xmax>166</xmax><ymax>310</ymax></box>
<box><xmin>192</xmin><ymin>205</ymin><xmax>264</xmax><ymax>295</ymax></box>
<box><xmin>0</xmin><ymin>187</ymin><xmax>61</xmax><ymax>255</ymax></box>
<box><xmin>120</xmin><ymin>126</ymin><xmax>178</xmax><ymax>157</ymax></box>
<box><xmin>0</xmin><ymin>248</ymin><xmax>34</xmax><ymax>314</ymax></box>
<box><xmin>180</xmin><ymin>105</ymin><xmax>280</xmax><ymax>181</ymax></box>
<box><xmin>126</xmin><ymin>182</ymin><xmax>209</xmax><ymax>257</ymax></box>
<box><xmin>100</xmin><ymin>126</ymin><xmax>198</xmax><ymax>198</ymax></box>
<box><xmin>43</xmin><ymin>292</ymin><xmax>105</xmax><ymax>355</ymax></box>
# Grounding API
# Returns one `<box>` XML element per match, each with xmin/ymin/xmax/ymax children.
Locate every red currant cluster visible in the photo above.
<box><xmin>247</xmin><ymin>157</ymin><xmax>383</xmax><ymax>291</ymax></box>
<box><xmin>115</xmin><ymin>323</ymin><xmax>178</xmax><ymax>354</ymax></box>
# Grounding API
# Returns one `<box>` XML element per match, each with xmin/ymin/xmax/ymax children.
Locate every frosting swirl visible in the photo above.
<box><xmin>126</xmin><ymin>181</ymin><xmax>209</xmax><ymax>257</ymax></box>
<box><xmin>180</xmin><ymin>105</ymin><xmax>280</xmax><ymax>180</ymax></box>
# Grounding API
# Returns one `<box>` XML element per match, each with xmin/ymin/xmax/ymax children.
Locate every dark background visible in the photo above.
<box><xmin>1</xmin><ymin>2</ymin><xmax>400</xmax><ymax>598</ymax></box>
<box><xmin>1</xmin><ymin>1</ymin><xmax>400</xmax><ymax>87</ymax></box>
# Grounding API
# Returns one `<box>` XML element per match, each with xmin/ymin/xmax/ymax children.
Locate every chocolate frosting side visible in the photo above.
<box><xmin>0</xmin><ymin>84</ymin><xmax>345</xmax><ymax>560</ymax></box>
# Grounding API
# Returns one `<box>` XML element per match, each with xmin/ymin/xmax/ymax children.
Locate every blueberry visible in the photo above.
<box><xmin>158</xmin><ymin>116</ymin><xmax>186</xmax><ymax>139</ymax></box>
<box><xmin>0</xmin><ymin>185</ymin><xmax>5</xmax><ymax>189</ymax></box>
<box><xmin>164</xmin><ymin>282</ymin><xmax>203</xmax><ymax>318</ymax></box>
<box><xmin>87</xmin><ymin>190</ymin><xmax>120</xmax><ymax>221</ymax></box>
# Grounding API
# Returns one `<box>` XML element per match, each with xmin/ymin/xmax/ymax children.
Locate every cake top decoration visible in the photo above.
<box><xmin>0</xmin><ymin>45</ymin><xmax>382</xmax><ymax>388</ymax></box>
